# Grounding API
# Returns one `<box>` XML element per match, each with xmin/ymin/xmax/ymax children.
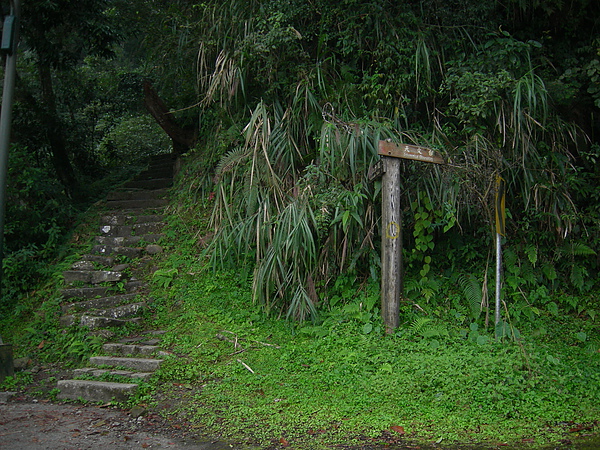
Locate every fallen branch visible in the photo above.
<box><xmin>237</xmin><ymin>359</ymin><xmax>255</xmax><ymax>374</ymax></box>
<box><xmin>218</xmin><ymin>330</ymin><xmax>281</xmax><ymax>349</ymax></box>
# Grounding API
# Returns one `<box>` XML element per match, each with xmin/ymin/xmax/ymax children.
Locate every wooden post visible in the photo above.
<box><xmin>376</xmin><ymin>140</ymin><xmax>445</xmax><ymax>333</ymax></box>
<box><xmin>381</xmin><ymin>156</ymin><xmax>402</xmax><ymax>333</ymax></box>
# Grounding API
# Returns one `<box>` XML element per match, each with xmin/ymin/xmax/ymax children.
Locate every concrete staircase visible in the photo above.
<box><xmin>56</xmin><ymin>154</ymin><xmax>175</xmax><ymax>403</ymax></box>
<box><xmin>57</xmin><ymin>335</ymin><xmax>167</xmax><ymax>403</ymax></box>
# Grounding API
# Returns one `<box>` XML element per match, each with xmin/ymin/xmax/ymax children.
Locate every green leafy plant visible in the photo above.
<box><xmin>152</xmin><ymin>268</ymin><xmax>179</xmax><ymax>288</ymax></box>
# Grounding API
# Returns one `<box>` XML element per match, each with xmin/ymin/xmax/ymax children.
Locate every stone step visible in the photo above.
<box><xmin>95</xmin><ymin>236</ymin><xmax>141</xmax><ymax>246</ymax></box>
<box><xmin>105</xmin><ymin>198</ymin><xmax>169</xmax><ymax>210</ymax></box>
<box><xmin>67</xmin><ymin>316</ymin><xmax>143</xmax><ymax>329</ymax></box>
<box><xmin>60</xmin><ymin>303</ymin><xmax>146</xmax><ymax>328</ymax></box>
<box><xmin>147</xmin><ymin>153</ymin><xmax>175</xmax><ymax>164</ymax></box>
<box><xmin>135</xmin><ymin>170</ymin><xmax>173</xmax><ymax>181</ymax></box>
<box><xmin>61</xmin><ymin>293</ymin><xmax>140</xmax><ymax>314</ymax></box>
<box><xmin>76</xmin><ymin>255</ymin><xmax>115</xmax><ymax>267</ymax></box>
<box><xmin>95</xmin><ymin>234</ymin><xmax>162</xmax><ymax>246</ymax></box>
<box><xmin>72</xmin><ymin>367</ymin><xmax>153</xmax><ymax>381</ymax></box>
<box><xmin>90</xmin><ymin>356</ymin><xmax>163</xmax><ymax>372</ymax></box>
<box><xmin>70</xmin><ymin>261</ymin><xmax>96</xmax><ymax>271</ymax></box>
<box><xmin>148</xmin><ymin>160</ymin><xmax>175</xmax><ymax>168</ymax></box>
<box><xmin>137</xmin><ymin>172</ymin><xmax>173</xmax><ymax>182</ymax></box>
<box><xmin>100</xmin><ymin>213</ymin><xmax>165</xmax><ymax>226</ymax></box>
<box><xmin>107</xmin><ymin>188</ymin><xmax>169</xmax><ymax>201</ymax></box>
<box><xmin>57</xmin><ymin>379</ymin><xmax>138</xmax><ymax>403</ymax></box>
<box><xmin>92</xmin><ymin>245</ymin><xmax>144</xmax><ymax>258</ymax></box>
<box><xmin>71</xmin><ymin>261</ymin><xmax>130</xmax><ymax>272</ymax></box>
<box><xmin>123</xmin><ymin>178</ymin><xmax>173</xmax><ymax>190</ymax></box>
<box><xmin>61</xmin><ymin>281</ymin><xmax>145</xmax><ymax>300</ymax></box>
<box><xmin>99</xmin><ymin>222</ymin><xmax>165</xmax><ymax>237</ymax></box>
<box><xmin>146</xmin><ymin>162</ymin><xmax>175</xmax><ymax>172</ymax></box>
<box><xmin>63</xmin><ymin>270</ymin><xmax>123</xmax><ymax>285</ymax></box>
<box><xmin>102</xmin><ymin>343</ymin><xmax>160</xmax><ymax>356</ymax></box>
<box><xmin>90</xmin><ymin>302</ymin><xmax>146</xmax><ymax>319</ymax></box>
<box><xmin>118</xmin><ymin>331</ymin><xmax>165</xmax><ymax>344</ymax></box>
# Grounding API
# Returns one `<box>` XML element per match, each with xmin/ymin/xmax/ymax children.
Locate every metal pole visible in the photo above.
<box><xmin>0</xmin><ymin>0</ymin><xmax>21</xmax><ymax>299</ymax></box>
<box><xmin>494</xmin><ymin>232</ymin><xmax>502</xmax><ymax>326</ymax></box>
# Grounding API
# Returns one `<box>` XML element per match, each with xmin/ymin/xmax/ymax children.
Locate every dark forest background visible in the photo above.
<box><xmin>2</xmin><ymin>0</ymin><xmax>599</xmax><ymax>322</ymax></box>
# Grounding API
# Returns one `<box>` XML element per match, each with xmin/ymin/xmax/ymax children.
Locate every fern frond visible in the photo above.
<box><xmin>520</xmin><ymin>262</ymin><xmax>536</xmax><ymax>286</ymax></box>
<box><xmin>524</xmin><ymin>244</ymin><xmax>538</xmax><ymax>266</ymax></box>
<box><xmin>458</xmin><ymin>274</ymin><xmax>482</xmax><ymax>320</ymax></box>
<box><xmin>409</xmin><ymin>317</ymin><xmax>432</xmax><ymax>335</ymax></box>
<box><xmin>570</xmin><ymin>264</ymin><xmax>588</xmax><ymax>292</ymax></box>
<box><xmin>564</xmin><ymin>242</ymin><xmax>596</xmax><ymax>257</ymax></box>
<box><xmin>215</xmin><ymin>146</ymin><xmax>249</xmax><ymax>177</ymax></box>
<box><xmin>422</xmin><ymin>324</ymin><xmax>449</xmax><ymax>338</ymax></box>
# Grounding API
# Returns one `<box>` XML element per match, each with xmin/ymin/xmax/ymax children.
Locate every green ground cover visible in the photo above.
<box><xmin>145</xmin><ymin>249</ymin><xmax>600</xmax><ymax>449</ymax></box>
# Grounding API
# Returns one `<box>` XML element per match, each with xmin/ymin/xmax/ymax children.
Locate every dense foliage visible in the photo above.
<box><xmin>1</xmin><ymin>3</ymin><xmax>599</xmax><ymax>446</ymax></box>
<box><xmin>151</xmin><ymin>0</ymin><xmax>600</xmax><ymax>323</ymax></box>
<box><xmin>2</xmin><ymin>0</ymin><xmax>599</xmax><ymax>324</ymax></box>
<box><xmin>1</xmin><ymin>0</ymin><xmax>169</xmax><ymax>310</ymax></box>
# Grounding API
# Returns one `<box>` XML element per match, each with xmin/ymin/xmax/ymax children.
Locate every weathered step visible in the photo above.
<box><xmin>61</xmin><ymin>281</ymin><xmax>145</xmax><ymax>300</ymax></box>
<box><xmin>72</xmin><ymin>367</ymin><xmax>153</xmax><ymax>381</ymax></box>
<box><xmin>90</xmin><ymin>356</ymin><xmax>163</xmax><ymax>372</ymax></box>
<box><xmin>95</xmin><ymin>234</ymin><xmax>162</xmax><ymax>246</ymax></box>
<box><xmin>57</xmin><ymin>379</ymin><xmax>137</xmax><ymax>403</ymax></box>
<box><xmin>146</xmin><ymin>162</ymin><xmax>175</xmax><ymax>172</ymax></box>
<box><xmin>107</xmin><ymin>188</ymin><xmax>169</xmax><ymax>201</ymax></box>
<box><xmin>82</xmin><ymin>316</ymin><xmax>143</xmax><ymax>329</ymax></box>
<box><xmin>146</xmin><ymin>161</ymin><xmax>174</xmax><ymax>171</ymax></box>
<box><xmin>101</xmin><ymin>213</ymin><xmax>165</xmax><ymax>226</ymax></box>
<box><xmin>136</xmin><ymin>170</ymin><xmax>173</xmax><ymax>181</ymax></box>
<box><xmin>95</xmin><ymin>235</ymin><xmax>141</xmax><ymax>246</ymax></box>
<box><xmin>92</xmin><ymin>245</ymin><xmax>143</xmax><ymax>258</ymax></box>
<box><xmin>73</xmin><ymin>255</ymin><xmax>115</xmax><ymax>268</ymax></box>
<box><xmin>71</xmin><ymin>261</ymin><xmax>96</xmax><ymax>271</ymax></box>
<box><xmin>123</xmin><ymin>178</ymin><xmax>173</xmax><ymax>190</ymax></box>
<box><xmin>61</xmin><ymin>293</ymin><xmax>140</xmax><ymax>314</ymax></box>
<box><xmin>148</xmin><ymin>152</ymin><xmax>175</xmax><ymax>163</ymax></box>
<box><xmin>89</xmin><ymin>302</ymin><xmax>146</xmax><ymax>319</ymax></box>
<box><xmin>102</xmin><ymin>343</ymin><xmax>160</xmax><ymax>356</ymax></box>
<box><xmin>99</xmin><ymin>222</ymin><xmax>165</xmax><ymax>237</ymax></box>
<box><xmin>60</xmin><ymin>303</ymin><xmax>146</xmax><ymax>328</ymax></box>
<box><xmin>71</xmin><ymin>261</ymin><xmax>129</xmax><ymax>272</ymax></box>
<box><xmin>105</xmin><ymin>198</ymin><xmax>169</xmax><ymax>210</ymax></box>
<box><xmin>63</xmin><ymin>270</ymin><xmax>123</xmax><ymax>285</ymax></box>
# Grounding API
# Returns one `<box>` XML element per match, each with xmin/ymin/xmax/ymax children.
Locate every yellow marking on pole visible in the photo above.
<box><xmin>495</xmin><ymin>175</ymin><xmax>506</xmax><ymax>236</ymax></box>
<box><xmin>386</xmin><ymin>221</ymin><xmax>399</xmax><ymax>239</ymax></box>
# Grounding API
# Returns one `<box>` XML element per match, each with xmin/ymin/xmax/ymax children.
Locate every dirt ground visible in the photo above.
<box><xmin>0</xmin><ymin>396</ymin><xmax>246</xmax><ymax>450</ymax></box>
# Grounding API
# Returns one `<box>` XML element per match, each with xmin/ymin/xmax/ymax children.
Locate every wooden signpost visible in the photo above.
<box><xmin>375</xmin><ymin>140</ymin><xmax>445</xmax><ymax>333</ymax></box>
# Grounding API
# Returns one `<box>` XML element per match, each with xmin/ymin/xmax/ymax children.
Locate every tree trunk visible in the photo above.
<box><xmin>143</xmin><ymin>81</ymin><xmax>197</xmax><ymax>154</ymax></box>
<box><xmin>37</xmin><ymin>63</ymin><xmax>78</xmax><ymax>194</ymax></box>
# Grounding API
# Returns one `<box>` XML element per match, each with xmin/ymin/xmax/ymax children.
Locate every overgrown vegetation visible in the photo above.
<box><xmin>153</xmin><ymin>0</ymin><xmax>600</xmax><ymax>323</ymax></box>
<box><xmin>139</xmin><ymin>224</ymin><xmax>600</xmax><ymax>448</ymax></box>
<box><xmin>1</xmin><ymin>0</ymin><xmax>600</xmax><ymax>448</ymax></box>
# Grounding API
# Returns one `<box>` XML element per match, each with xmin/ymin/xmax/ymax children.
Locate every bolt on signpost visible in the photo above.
<box><xmin>374</xmin><ymin>140</ymin><xmax>445</xmax><ymax>333</ymax></box>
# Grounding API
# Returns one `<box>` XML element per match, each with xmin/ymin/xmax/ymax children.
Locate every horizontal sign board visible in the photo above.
<box><xmin>378</xmin><ymin>140</ymin><xmax>445</xmax><ymax>164</ymax></box>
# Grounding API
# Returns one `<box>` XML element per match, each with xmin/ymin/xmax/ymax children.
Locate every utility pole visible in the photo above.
<box><xmin>0</xmin><ymin>0</ymin><xmax>20</xmax><ymax>302</ymax></box>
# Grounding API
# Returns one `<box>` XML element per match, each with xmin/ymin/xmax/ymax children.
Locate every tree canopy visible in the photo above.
<box><xmin>2</xmin><ymin>0</ymin><xmax>600</xmax><ymax>320</ymax></box>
